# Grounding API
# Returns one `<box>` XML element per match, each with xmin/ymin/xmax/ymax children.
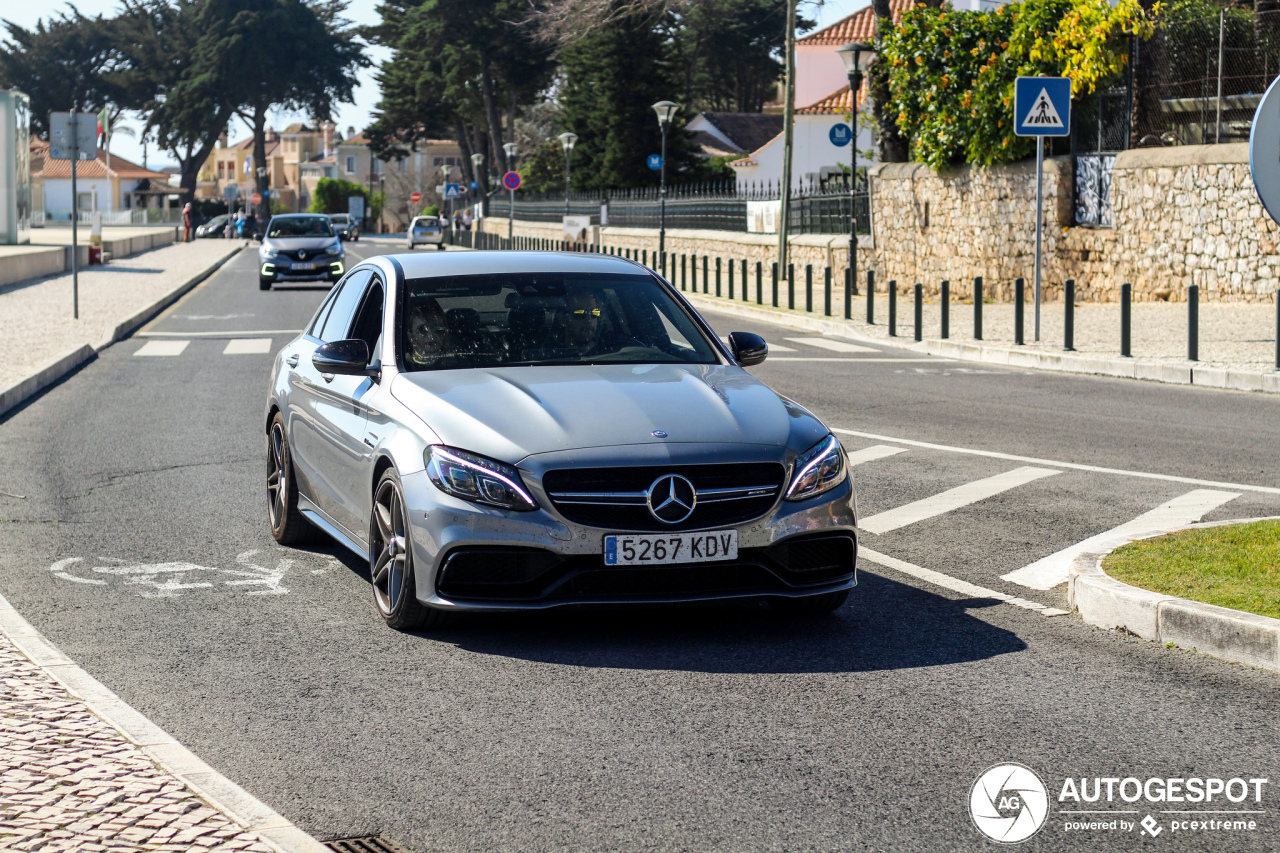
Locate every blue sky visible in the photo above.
<box><xmin>3</xmin><ymin>0</ymin><xmax>863</xmax><ymax>168</ymax></box>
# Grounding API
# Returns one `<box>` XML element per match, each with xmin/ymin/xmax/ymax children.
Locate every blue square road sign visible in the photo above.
<box><xmin>1014</xmin><ymin>77</ymin><xmax>1071</xmax><ymax>137</ymax></box>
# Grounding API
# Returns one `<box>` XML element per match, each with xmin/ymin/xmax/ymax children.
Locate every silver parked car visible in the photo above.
<box><xmin>407</xmin><ymin>215</ymin><xmax>446</xmax><ymax>250</ymax></box>
<box><xmin>264</xmin><ymin>252</ymin><xmax>857</xmax><ymax>629</ymax></box>
<box><xmin>258</xmin><ymin>214</ymin><xmax>346</xmax><ymax>290</ymax></box>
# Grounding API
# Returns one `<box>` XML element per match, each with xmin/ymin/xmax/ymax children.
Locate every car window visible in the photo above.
<box><xmin>318</xmin><ymin>270</ymin><xmax>373</xmax><ymax>343</ymax></box>
<box><xmin>347</xmin><ymin>276</ymin><xmax>385</xmax><ymax>360</ymax></box>
<box><xmin>268</xmin><ymin>216</ymin><xmax>335</xmax><ymax>238</ymax></box>
<box><xmin>400</xmin><ymin>272</ymin><xmax>719</xmax><ymax>371</ymax></box>
<box><xmin>331</xmin><ymin>215</ymin><xmax>349</xmax><ymax>224</ymax></box>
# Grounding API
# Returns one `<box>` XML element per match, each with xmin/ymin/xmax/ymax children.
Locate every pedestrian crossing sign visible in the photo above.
<box><xmin>1014</xmin><ymin>77</ymin><xmax>1071</xmax><ymax>137</ymax></box>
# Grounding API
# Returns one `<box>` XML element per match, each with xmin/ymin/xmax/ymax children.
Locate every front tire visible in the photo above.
<box><xmin>370</xmin><ymin>469</ymin><xmax>450</xmax><ymax>631</ymax></box>
<box><xmin>267</xmin><ymin>414</ymin><xmax>312</xmax><ymax>544</ymax></box>
<box><xmin>768</xmin><ymin>589</ymin><xmax>849</xmax><ymax>616</ymax></box>
<box><xmin>259</xmin><ymin>277</ymin><xmax>272</xmax><ymax>291</ymax></box>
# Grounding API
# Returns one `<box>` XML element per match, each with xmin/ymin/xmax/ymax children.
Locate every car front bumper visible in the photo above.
<box><xmin>399</xmin><ymin>464</ymin><xmax>858</xmax><ymax>612</ymax></box>
<box><xmin>260</xmin><ymin>257</ymin><xmax>344</xmax><ymax>281</ymax></box>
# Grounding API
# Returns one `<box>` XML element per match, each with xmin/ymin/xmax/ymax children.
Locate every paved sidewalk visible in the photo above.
<box><xmin>0</xmin><ymin>240</ymin><xmax>244</xmax><ymax>401</ymax></box>
<box><xmin>0</xmin><ymin>631</ymin><xmax>272</xmax><ymax>852</ymax></box>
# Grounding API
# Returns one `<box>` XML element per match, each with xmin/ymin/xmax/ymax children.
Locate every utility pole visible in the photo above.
<box><xmin>776</xmin><ymin>0</ymin><xmax>798</xmax><ymax>274</ymax></box>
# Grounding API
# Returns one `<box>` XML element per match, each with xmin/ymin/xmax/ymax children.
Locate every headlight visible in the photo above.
<box><xmin>785</xmin><ymin>435</ymin><xmax>847</xmax><ymax>501</ymax></box>
<box><xmin>425</xmin><ymin>446</ymin><xmax>537</xmax><ymax>511</ymax></box>
<box><xmin>261</xmin><ymin>247</ymin><xmax>279</xmax><ymax>258</ymax></box>
<box><xmin>325</xmin><ymin>242</ymin><xmax>343</xmax><ymax>255</ymax></box>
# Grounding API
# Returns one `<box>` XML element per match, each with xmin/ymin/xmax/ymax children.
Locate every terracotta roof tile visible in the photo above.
<box><xmin>796</xmin><ymin>80</ymin><xmax>869</xmax><ymax>115</ymax></box>
<box><xmin>37</xmin><ymin>149</ymin><xmax>171</xmax><ymax>180</ymax></box>
<box><xmin>796</xmin><ymin>0</ymin><xmax>914</xmax><ymax>46</ymax></box>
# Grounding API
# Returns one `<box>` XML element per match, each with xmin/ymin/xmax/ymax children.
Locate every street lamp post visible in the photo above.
<box><xmin>557</xmin><ymin>132</ymin><xmax>577</xmax><ymax>246</ymax></box>
<box><xmin>651</xmin><ymin>101</ymin><xmax>678</xmax><ymax>268</ymax></box>
<box><xmin>836</xmin><ymin>42</ymin><xmax>870</xmax><ymax>305</ymax></box>
<box><xmin>503</xmin><ymin>141</ymin><xmax>518</xmax><ymax>245</ymax></box>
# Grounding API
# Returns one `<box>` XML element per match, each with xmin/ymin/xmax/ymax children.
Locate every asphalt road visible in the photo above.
<box><xmin>1</xmin><ymin>242</ymin><xmax>1277</xmax><ymax>852</ymax></box>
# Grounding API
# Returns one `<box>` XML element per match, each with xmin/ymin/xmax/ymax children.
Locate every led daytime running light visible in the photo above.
<box><xmin>785</xmin><ymin>434</ymin><xmax>846</xmax><ymax>501</ymax></box>
<box><xmin>427</xmin><ymin>446</ymin><xmax>536</xmax><ymax>510</ymax></box>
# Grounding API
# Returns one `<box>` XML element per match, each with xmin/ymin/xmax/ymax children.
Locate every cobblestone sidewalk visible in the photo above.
<box><xmin>0</xmin><ymin>633</ymin><xmax>273</xmax><ymax>852</ymax></box>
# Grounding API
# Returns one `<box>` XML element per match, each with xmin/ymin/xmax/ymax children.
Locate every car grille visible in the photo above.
<box><xmin>434</xmin><ymin>534</ymin><xmax>855</xmax><ymax>603</ymax></box>
<box><xmin>542</xmin><ymin>462</ymin><xmax>785</xmax><ymax>531</ymax></box>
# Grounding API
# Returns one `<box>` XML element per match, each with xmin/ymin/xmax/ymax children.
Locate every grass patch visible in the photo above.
<box><xmin>1103</xmin><ymin>520</ymin><xmax>1280</xmax><ymax>620</ymax></box>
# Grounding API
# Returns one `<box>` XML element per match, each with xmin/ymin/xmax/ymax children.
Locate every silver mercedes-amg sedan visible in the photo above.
<box><xmin>264</xmin><ymin>251</ymin><xmax>857</xmax><ymax>629</ymax></box>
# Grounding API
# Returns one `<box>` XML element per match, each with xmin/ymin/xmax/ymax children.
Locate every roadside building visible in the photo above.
<box><xmin>196</xmin><ymin>129</ymin><xmax>291</xmax><ymax>210</ymax></box>
<box><xmin>30</xmin><ymin>138</ymin><xmax>176</xmax><ymax>222</ymax></box>
<box><xmin>687</xmin><ymin>113</ymin><xmax>784</xmax><ymax>160</ymax></box>
<box><xmin>335</xmin><ymin>128</ymin><xmax>462</xmax><ymax>233</ymax></box>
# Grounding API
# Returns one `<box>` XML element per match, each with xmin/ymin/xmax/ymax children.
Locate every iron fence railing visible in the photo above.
<box><xmin>498</xmin><ymin>175</ymin><xmax>869</xmax><ymax>235</ymax></box>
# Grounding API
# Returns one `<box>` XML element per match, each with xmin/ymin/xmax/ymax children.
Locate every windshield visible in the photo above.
<box><xmin>268</xmin><ymin>217</ymin><xmax>335</xmax><ymax>238</ymax></box>
<box><xmin>400</xmin><ymin>272</ymin><xmax>720</xmax><ymax>371</ymax></box>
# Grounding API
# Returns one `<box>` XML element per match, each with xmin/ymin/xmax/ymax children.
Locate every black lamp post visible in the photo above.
<box><xmin>503</xmin><ymin>141</ymin><xmax>518</xmax><ymax>244</ymax></box>
<box><xmin>651</xmin><ymin>100</ymin><xmax>678</xmax><ymax>265</ymax></box>
<box><xmin>836</xmin><ymin>42</ymin><xmax>870</xmax><ymax>298</ymax></box>
<box><xmin>557</xmin><ymin>132</ymin><xmax>577</xmax><ymax>227</ymax></box>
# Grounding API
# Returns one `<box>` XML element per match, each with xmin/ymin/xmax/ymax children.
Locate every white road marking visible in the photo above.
<box><xmin>845</xmin><ymin>445</ymin><xmax>909</xmax><ymax>466</ymax></box>
<box><xmin>786</xmin><ymin>337</ymin><xmax>880</xmax><ymax>353</ymax></box>
<box><xmin>1001</xmin><ymin>489</ymin><xmax>1241</xmax><ymax>589</ymax></box>
<box><xmin>860</xmin><ymin>548</ymin><xmax>1068</xmax><ymax>617</ymax></box>
<box><xmin>769</xmin><ymin>358</ymin><xmax>953</xmax><ymax>363</ymax></box>
<box><xmin>832</xmin><ymin>427</ymin><xmax>1280</xmax><ymax>496</ymax></box>
<box><xmin>222</xmin><ymin>338</ymin><xmax>273</xmax><ymax>355</ymax></box>
<box><xmin>139</xmin><ymin>329</ymin><xmax>301</xmax><ymax>337</ymax></box>
<box><xmin>133</xmin><ymin>340</ymin><xmax>189</xmax><ymax>357</ymax></box>
<box><xmin>859</xmin><ymin>466</ymin><xmax>1062</xmax><ymax>534</ymax></box>
<box><xmin>48</xmin><ymin>550</ymin><xmax>303</xmax><ymax>597</ymax></box>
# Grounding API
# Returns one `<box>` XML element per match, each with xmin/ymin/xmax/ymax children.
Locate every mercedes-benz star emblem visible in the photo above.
<box><xmin>646</xmin><ymin>474</ymin><xmax>697</xmax><ymax>524</ymax></box>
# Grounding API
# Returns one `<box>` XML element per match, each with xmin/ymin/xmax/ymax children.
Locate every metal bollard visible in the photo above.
<box><xmin>771</xmin><ymin>262</ymin><xmax>779</xmax><ymax>307</ymax></box>
<box><xmin>755</xmin><ymin>261</ymin><xmax>762</xmax><ymax>305</ymax></box>
<box><xmin>661</xmin><ymin>251</ymin><xmax>667</xmax><ymax>277</ymax></box>
<box><xmin>888</xmin><ymin>280</ymin><xmax>897</xmax><ymax>336</ymax></box>
<box><xmin>974</xmin><ymin>276</ymin><xmax>983</xmax><ymax>340</ymax></box>
<box><xmin>866</xmin><ymin>270</ymin><xmax>875</xmax><ymax>324</ymax></box>
<box><xmin>941</xmin><ymin>280</ymin><xmax>950</xmax><ymax>339</ymax></box>
<box><xmin>824</xmin><ymin>267</ymin><xmax>832</xmax><ymax>317</ymax></box>
<box><xmin>845</xmin><ymin>269</ymin><xmax>852</xmax><ymax>320</ymax></box>
<box><xmin>716</xmin><ymin>257</ymin><xmax>722</xmax><ymax>297</ymax></box>
<box><xmin>914</xmin><ymin>283</ymin><xmax>923</xmax><ymax>342</ymax></box>
<box><xmin>691</xmin><ymin>254</ymin><xmax>698</xmax><ymax>291</ymax></box>
<box><xmin>805</xmin><ymin>264</ymin><xmax>813</xmax><ymax>313</ymax></box>
<box><xmin>727</xmin><ymin>258</ymin><xmax>734</xmax><ymax>300</ymax></box>
<box><xmin>787</xmin><ymin>263</ymin><xmax>795</xmax><ymax>310</ymax></box>
<box><xmin>682</xmin><ymin>254</ymin><xmax>688</xmax><ymax>290</ymax></box>
<box><xmin>1188</xmin><ymin>284</ymin><xmax>1199</xmax><ymax>362</ymax></box>
<box><xmin>741</xmin><ymin>259</ymin><xmax>748</xmax><ymax>302</ymax></box>
<box><xmin>1014</xmin><ymin>277</ymin><xmax>1025</xmax><ymax>345</ymax></box>
<box><xmin>702</xmin><ymin>255</ymin><xmax>709</xmax><ymax>294</ymax></box>
<box><xmin>1120</xmin><ymin>282</ymin><xmax>1132</xmax><ymax>357</ymax></box>
<box><xmin>1064</xmin><ymin>279</ymin><xmax>1075</xmax><ymax>351</ymax></box>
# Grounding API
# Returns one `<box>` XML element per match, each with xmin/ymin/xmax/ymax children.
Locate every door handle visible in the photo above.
<box><xmin>286</xmin><ymin>354</ymin><xmax>299</xmax><ymax>368</ymax></box>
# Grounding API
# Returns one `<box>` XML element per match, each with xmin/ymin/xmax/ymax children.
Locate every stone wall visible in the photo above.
<box><xmin>870</xmin><ymin>143</ymin><xmax>1280</xmax><ymax>303</ymax></box>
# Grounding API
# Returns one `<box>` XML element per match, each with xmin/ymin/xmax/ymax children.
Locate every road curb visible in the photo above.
<box><xmin>1067</xmin><ymin>517</ymin><xmax>1280</xmax><ymax>673</ymax></box>
<box><xmin>0</xmin><ymin>243</ymin><xmax>246</xmax><ymax>421</ymax></box>
<box><xmin>0</xmin><ymin>590</ymin><xmax>328</xmax><ymax>853</ymax></box>
<box><xmin>683</xmin><ymin>293</ymin><xmax>1280</xmax><ymax>393</ymax></box>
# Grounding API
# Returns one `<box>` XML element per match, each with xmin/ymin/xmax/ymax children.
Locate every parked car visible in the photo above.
<box><xmin>195</xmin><ymin>213</ymin><xmax>230</xmax><ymax>238</ymax></box>
<box><xmin>406</xmin><ymin>215</ymin><xmax>445</xmax><ymax>250</ymax></box>
<box><xmin>329</xmin><ymin>213</ymin><xmax>360</xmax><ymax>241</ymax></box>
<box><xmin>264</xmin><ymin>252</ymin><xmax>857</xmax><ymax>630</ymax></box>
<box><xmin>257</xmin><ymin>214</ymin><xmax>345</xmax><ymax>291</ymax></box>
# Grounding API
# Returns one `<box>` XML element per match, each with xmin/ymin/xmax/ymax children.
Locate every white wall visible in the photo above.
<box><xmin>732</xmin><ymin>115</ymin><xmax>872</xmax><ymax>188</ymax></box>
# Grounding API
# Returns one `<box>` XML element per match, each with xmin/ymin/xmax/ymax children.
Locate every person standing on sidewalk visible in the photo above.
<box><xmin>182</xmin><ymin>203</ymin><xmax>193</xmax><ymax>242</ymax></box>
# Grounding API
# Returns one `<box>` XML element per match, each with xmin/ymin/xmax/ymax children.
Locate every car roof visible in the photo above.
<box><xmin>271</xmin><ymin>213</ymin><xmax>329</xmax><ymax>220</ymax></box>
<box><xmin>390</xmin><ymin>250</ymin><xmax>653</xmax><ymax>280</ymax></box>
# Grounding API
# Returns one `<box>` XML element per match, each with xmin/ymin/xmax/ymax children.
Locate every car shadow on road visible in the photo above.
<box><xmin>407</xmin><ymin>570</ymin><xmax>1026</xmax><ymax>675</ymax></box>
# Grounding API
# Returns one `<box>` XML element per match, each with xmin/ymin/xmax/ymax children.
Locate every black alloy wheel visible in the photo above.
<box><xmin>267</xmin><ymin>414</ymin><xmax>311</xmax><ymax>544</ymax></box>
<box><xmin>370</xmin><ymin>469</ymin><xmax>449</xmax><ymax>630</ymax></box>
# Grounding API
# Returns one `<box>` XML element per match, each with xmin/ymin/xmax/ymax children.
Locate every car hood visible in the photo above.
<box><xmin>262</xmin><ymin>236</ymin><xmax>338</xmax><ymax>251</ymax></box>
<box><xmin>390</xmin><ymin>363</ymin><xmax>828</xmax><ymax>463</ymax></box>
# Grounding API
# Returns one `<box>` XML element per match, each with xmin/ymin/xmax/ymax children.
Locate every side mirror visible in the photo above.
<box><xmin>253</xmin><ymin>232</ymin><xmax>263</xmax><ymax>241</ymax></box>
<box><xmin>313</xmin><ymin>339</ymin><xmax>380</xmax><ymax>380</ymax></box>
<box><xmin>728</xmin><ymin>332</ymin><xmax>768</xmax><ymax>367</ymax></box>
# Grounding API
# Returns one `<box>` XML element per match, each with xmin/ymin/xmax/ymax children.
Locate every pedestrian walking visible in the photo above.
<box><xmin>182</xmin><ymin>203</ymin><xmax>193</xmax><ymax>242</ymax></box>
<box><xmin>462</xmin><ymin>209</ymin><xmax>473</xmax><ymax>230</ymax></box>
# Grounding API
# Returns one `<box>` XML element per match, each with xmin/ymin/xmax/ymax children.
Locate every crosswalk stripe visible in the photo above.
<box><xmin>1000</xmin><ymin>488</ymin><xmax>1241</xmax><ymax>590</ymax></box>
<box><xmin>134</xmin><ymin>340</ymin><xmax>190</xmax><ymax>357</ymax></box>
<box><xmin>859</xmin><ymin>466</ymin><xmax>1061</xmax><ymax>535</ymax></box>
<box><xmin>785</xmin><ymin>337</ymin><xmax>879</xmax><ymax>354</ymax></box>
<box><xmin>845</xmin><ymin>445</ymin><xmax>908</xmax><ymax>466</ymax></box>
<box><xmin>222</xmin><ymin>338</ymin><xmax>273</xmax><ymax>355</ymax></box>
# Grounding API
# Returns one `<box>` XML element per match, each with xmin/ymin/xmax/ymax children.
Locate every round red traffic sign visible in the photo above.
<box><xmin>409</xmin><ymin>191</ymin><xmax>422</xmax><ymax>204</ymax></box>
<box><xmin>250</xmin><ymin>193</ymin><xmax>262</xmax><ymax>205</ymax></box>
<box><xmin>502</xmin><ymin>171</ymin><xmax>522</xmax><ymax>191</ymax></box>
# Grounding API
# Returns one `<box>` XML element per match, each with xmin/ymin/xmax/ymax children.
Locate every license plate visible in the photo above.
<box><xmin>604</xmin><ymin>530</ymin><xmax>737</xmax><ymax>566</ymax></box>
<box><xmin>290</xmin><ymin>262</ymin><xmax>316</xmax><ymax>270</ymax></box>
